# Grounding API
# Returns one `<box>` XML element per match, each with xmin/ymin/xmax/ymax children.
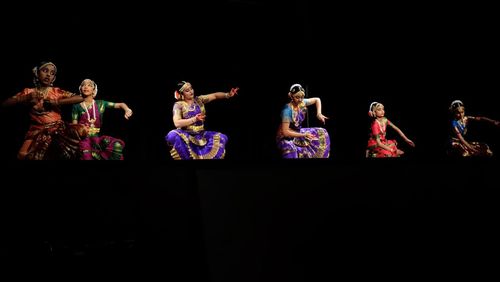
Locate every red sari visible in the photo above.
<box><xmin>366</xmin><ymin>118</ymin><xmax>399</xmax><ymax>158</ymax></box>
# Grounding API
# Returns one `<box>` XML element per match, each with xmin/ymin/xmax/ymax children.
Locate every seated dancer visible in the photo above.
<box><xmin>276</xmin><ymin>83</ymin><xmax>330</xmax><ymax>158</ymax></box>
<box><xmin>72</xmin><ymin>79</ymin><xmax>133</xmax><ymax>160</ymax></box>
<box><xmin>165</xmin><ymin>81</ymin><xmax>238</xmax><ymax>160</ymax></box>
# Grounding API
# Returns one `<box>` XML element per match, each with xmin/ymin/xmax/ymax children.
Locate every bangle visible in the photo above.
<box><xmin>224</xmin><ymin>92</ymin><xmax>229</xmax><ymax>99</ymax></box>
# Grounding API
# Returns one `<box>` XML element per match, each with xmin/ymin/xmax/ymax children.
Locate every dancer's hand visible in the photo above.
<box><xmin>195</xmin><ymin>113</ymin><xmax>206</xmax><ymax>122</ymax></box>
<box><xmin>304</xmin><ymin>132</ymin><xmax>318</xmax><ymax>141</ymax></box>
<box><xmin>227</xmin><ymin>87</ymin><xmax>239</xmax><ymax>98</ymax></box>
<box><xmin>405</xmin><ymin>138</ymin><xmax>415</xmax><ymax>147</ymax></box>
<box><xmin>316</xmin><ymin>113</ymin><xmax>329</xmax><ymax>124</ymax></box>
<box><xmin>467</xmin><ymin>144</ymin><xmax>479</xmax><ymax>154</ymax></box>
<box><xmin>124</xmin><ymin>108</ymin><xmax>133</xmax><ymax>120</ymax></box>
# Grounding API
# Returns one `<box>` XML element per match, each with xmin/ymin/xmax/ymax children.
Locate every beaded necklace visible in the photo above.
<box><xmin>81</xmin><ymin>100</ymin><xmax>97</xmax><ymax>128</ymax></box>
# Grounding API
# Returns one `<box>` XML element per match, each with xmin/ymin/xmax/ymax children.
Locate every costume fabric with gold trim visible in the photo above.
<box><xmin>276</xmin><ymin>99</ymin><xmax>330</xmax><ymax>158</ymax></box>
<box><xmin>366</xmin><ymin>118</ymin><xmax>399</xmax><ymax>158</ymax></box>
<box><xmin>14</xmin><ymin>87</ymin><xmax>86</xmax><ymax>160</ymax></box>
<box><xmin>448</xmin><ymin>117</ymin><xmax>492</xmax><ymax>157</ymax></box>
<box><xmin>72</xmin><ymin>100</ymin><xmax>125</xmax><ymax>160</ymax></box>
<box><xmin>166</xmin><ymin>96</ymin><xmax>227</xmax><ymax>160</ymax></box>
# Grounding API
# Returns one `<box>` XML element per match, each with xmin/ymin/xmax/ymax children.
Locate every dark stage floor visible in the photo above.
<box><xmin>2</xmin><ymin>159</ymin><xmax>497</xmax><ymax>280</ymax></box>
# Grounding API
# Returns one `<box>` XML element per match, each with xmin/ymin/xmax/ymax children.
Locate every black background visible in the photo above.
<box><xmin>2</xmin><ymin>1</ymin><xmax>499</xmax><ymax>161</ymax></box>
<box><xmin>1</xmin><ymin>1</ymin><xmax>499</xmax><ymax>280</ymax></box>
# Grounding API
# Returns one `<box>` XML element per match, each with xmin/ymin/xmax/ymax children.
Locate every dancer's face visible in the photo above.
<box><xmin>290</xmin><ymin>93</ymin><xmax>304</xmax><ymax>106</ymax></box>
<box><xmin>181</xmin><ymin>83</ymin><xmax>194</xmax><ymax>99</ymax></box>
<box><xmin>80</xmin><ymin>79</ymin><xmax>96</xmax><ymax>97</ymax></box>
<box><xmin>38</xmin><ymin>64</ymin><xmax>56</xmax><ymax>86</ymax></box>
<box><xmin>454</xmin><ymin>107</ymin><xmax>465</xmax><ymax>120</ymax></box>
<box><xmin>374</xmin><ymin>104</ymin><xmax>385</xmax><ymax>118</ymax></box>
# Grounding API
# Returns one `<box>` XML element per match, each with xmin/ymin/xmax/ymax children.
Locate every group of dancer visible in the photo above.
<box><xmin>1</xmin><ymin>62</ymin><xmax>133</xmax><ymax>160</ymax></box>
<box><xmin>164</xmin><ymin>82</ymin><xmax>331</xmax><ymax>160</ymax></box>
<box><xmin>2</xmin><ymin>62</ymin><xmax>499</xmax><ymax>160</ymax></box>
<box><xmin>164</xmin><ymin>80</ymin><xmax>499</xmax><ymax>160</ymax></box>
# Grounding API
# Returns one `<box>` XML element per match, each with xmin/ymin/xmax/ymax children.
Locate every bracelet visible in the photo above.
<box><xmin>15</xmin><ymin>95</ymin><xmax>28</xmax><ymax>102</ymax></box>
<box><xmin>225</xmin><ymin>92</ymin><xmax>229</xmax><ymax>99</ymax></box>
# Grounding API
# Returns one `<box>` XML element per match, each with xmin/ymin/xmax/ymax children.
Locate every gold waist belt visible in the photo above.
<box><xmin>89</xmin><ymin>127</ymin><xmax>101</xmax><ymax>135</ymax></box>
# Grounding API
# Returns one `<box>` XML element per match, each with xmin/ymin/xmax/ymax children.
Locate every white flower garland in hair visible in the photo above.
<box><xmin>450</xmin><ymin>100</ymin><xmax>463</xmax><ymax>108</ymax></box>
<box><xmin>289</xmin><ymin>83</ymin><xmax>303</xmax><ymax>92</ymax></box>
<box><xmin>368</xmin><ymin>101</ymin><xmax>380</xmax><ymax>117</ymax></box>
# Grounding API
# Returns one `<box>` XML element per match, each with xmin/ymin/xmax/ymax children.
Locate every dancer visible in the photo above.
<box><xmin>1</xmin><ymin>61</ymin><xmax>86</xmax><ymax>160</ymax></box>
<box><xmin>72</xmin><ymin>79</ymin><xmax>133</xmax><ymax>160</ymax></box>
<box><xmin>448</xmin><ymin>100</ymin><xmax>499</xmax><ymax>157</ymax></box>
<box><xmin>276</xmin><ymin>83</ymin><xmax>330</xmax><ymax>158</ymax></box>
<box><xmin>366</xmin><ymin>101</ymin><xmax>415</xmax><ymax>158</ymax></box>
<box><xmin>165</xmin><ymin>81</ymin><xmax>238</xmax><ymax>160</ymax></box>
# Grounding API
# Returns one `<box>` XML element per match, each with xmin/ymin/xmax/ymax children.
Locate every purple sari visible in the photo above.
<box><xmin>166</xmin><ymin>96</ymin><xmax>227</xmax><ymax>160</ymax></box>
<box><xmin>276</xmin><ymin>100</ymin><xmax>330</xmax><ymax>158</ymax></box>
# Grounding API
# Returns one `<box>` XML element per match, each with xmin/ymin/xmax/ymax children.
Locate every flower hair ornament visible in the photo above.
<box><xmin>450</xmin><ymin>100</ymin><xmax>464</xmax><ymax>109</ymax></box>
<box><xmin>368</xmin><ymin>101</ymin><xmax>381</xmax><ymax>117</ymax></box>
<box><xmin>174</xmin><ymin>81</ymin><xmax>189</xmax><ymax>100</ymax></box>
<box><xmin>449</xmin><ymin>100</ymin><xmax>465</xmax><ymax>113</ymax></box>
<box><xmin>289</xmin><ymin>83</ymin><xmax>304</xmax><ymax>94</ymax></box>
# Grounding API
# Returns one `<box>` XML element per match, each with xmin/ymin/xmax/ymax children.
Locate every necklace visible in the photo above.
<box><xmin>36</xmin><ymin>87</ymin><xmax>49</xmax><ymax>100</ymax></box>
<box><xmin>290</xmin><ymin>103</ymin><xmax>302</xmax><ymax>127</ymax></box>
<box><xmin>458</xmin><ymin>118</ymin><xmax>467</xmax><ymax>133</ymax></box>
<box><xmin>186</xmin><ymin>101</ymin><xmax>197</xmax><ymax>111</ymax></box>
<box><xmin>376</xmin><ymin>119</ymin><xmax>385</xmax><ymax>133</ymax></box>
<box><xmin>81</xmin><ymin>100</ymin><xmax>96</xmax><ymax>127</ymax></box>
